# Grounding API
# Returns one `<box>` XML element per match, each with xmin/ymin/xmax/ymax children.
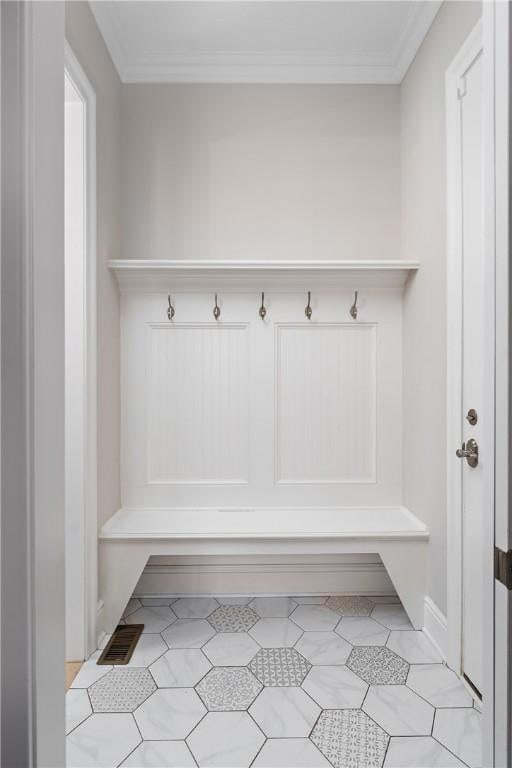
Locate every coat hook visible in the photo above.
<box><xmin>259</xmin><ymin>292</ymin><xmax>267</xmax><ymax>320</ymax></box>
<box><xmin>350</xmin><ymin>290</ymin><xmax>358</xmax><ymax>320</ymax></box>
<box><xmin>305</xmin><ymin>291</ymin><xmax>312</xmax><ymax>320</ymax></box>
<box><xmin>167</xmin><ymin>294</ymin><xmax>175</xmax><ymax>320</ymax></box>
<box><xmin>213</xmin><ymin>293</ymin><xmax>221</xmax><ymax>320</ymax></box>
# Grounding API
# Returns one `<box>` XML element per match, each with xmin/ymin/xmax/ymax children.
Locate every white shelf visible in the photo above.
<box><xmin>109</xmin><ymin>259</ymin><xmax>419</xmax><ymax>292</ymax></box>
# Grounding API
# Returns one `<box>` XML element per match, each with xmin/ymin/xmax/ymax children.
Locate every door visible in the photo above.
<box><xmin>459</xmin><ymin>44</ymin><xmax>485</xmax><ymax>697</ymax></box>
<box><xmin>446</xmin><ymin>22</ymin><xmax>485</xmax><ymax>700</ymax></box>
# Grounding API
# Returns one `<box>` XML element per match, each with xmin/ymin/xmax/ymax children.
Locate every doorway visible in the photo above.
<box><xmin>446</xmin><ymin>22</ymin><xmax>485</xmax><ymax>698</ymax></box>
<box><xmin>64</xmin><ymin>44</ymin><xmax>97</xmax><ymax>662</ymax></box>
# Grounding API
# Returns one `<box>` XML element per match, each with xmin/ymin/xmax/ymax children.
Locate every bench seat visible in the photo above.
<box><xmin>99</xmin><ymin>506</ymin><xmax>429</xmax><ymax>633</ymax></box>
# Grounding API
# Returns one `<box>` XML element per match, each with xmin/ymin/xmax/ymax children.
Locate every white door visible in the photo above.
<box><xmin>459</xmin><ymin>45</ymin><xmax>485</xmax><ymax>697</ymax></box>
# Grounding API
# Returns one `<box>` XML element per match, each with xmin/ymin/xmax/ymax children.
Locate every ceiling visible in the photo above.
<box><xmin>89</xmin><ymin>0</ymin><xmax>442</xmax><ymax>85</ymax></box>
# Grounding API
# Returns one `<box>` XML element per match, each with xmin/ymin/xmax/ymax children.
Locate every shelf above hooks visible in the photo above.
<box><xmin>109</xmin><ymin>259</ymin><xmax>419</xmax><ymax>293</ymax></box>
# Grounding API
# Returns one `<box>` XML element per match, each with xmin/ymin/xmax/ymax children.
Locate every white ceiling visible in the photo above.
<box><xmin>89</xmin><ymin>1</ymin><xmax>441</xmax><ymax>85</ymax></box>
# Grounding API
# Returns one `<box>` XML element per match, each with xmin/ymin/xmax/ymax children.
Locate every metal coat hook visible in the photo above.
<box><xmin>305</xmin><ymin>291</ymin><xmax>312</xmax><ymax>320</ymax></box>
<box><xmin>213</xmin><ymin>293</ymin><xmax>221</xmax><ymax>320</ymax></box>
<box><xmin>167</xmin><ymin>295</ymin><xmax>175</xmax><ymax>320</ymax></box>
<box><xmin>259</xmin><ymin>292</ymin><xmax>267</xmax><ymax>320</ymax></box>
<box><xmin>349</xmin><ymin>290</ymin><xmax>358</xmax><ymax>320</ymax></box>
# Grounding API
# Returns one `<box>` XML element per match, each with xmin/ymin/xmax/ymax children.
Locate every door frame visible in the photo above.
<box><xmin>1</xmin><ymin>2</ymin><xmax>66</xmax><ymax>764</ymax></box>
<box><xmin>482</xmin><ymin>2</ymin><xmax>511</xmax><ymax>765</ymax></box>
<box><xmin>64</xmin><ymin>41</ymin><xmax>98</xmax><ymax>660</ymax></box>
<box><xmin>445</xmin><ymin>19</ymin><xmax>485</xmax><ymax>679</ymax></box>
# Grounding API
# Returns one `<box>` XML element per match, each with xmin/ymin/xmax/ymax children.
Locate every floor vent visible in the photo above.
<box><xmin>97</xmin><ymin>624</ymin><xmax>144</xmax><ymax>665</ymax></box>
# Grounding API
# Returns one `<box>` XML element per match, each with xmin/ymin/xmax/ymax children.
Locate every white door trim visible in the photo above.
<box><xmin>482</xmin><ymin>2</ymin><xmax>511</xmax><ymax>765</ymax></box>
<box><xmin>446</xmin><ymin>20</ymin><xmax>484</xmax><ymax>677</ymax></box>
<box><xmin>64</xmin><ymin>41</ymin><xmax>98</xmax><ymax>659</ymax></box>
<box><xmin>1</xmin><ymin>1</ymin><xmax>65</xmax><ymax>763</ymax></box>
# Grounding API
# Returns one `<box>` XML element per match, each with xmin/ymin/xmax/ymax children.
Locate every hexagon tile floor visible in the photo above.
<box><xmin>66</xmin><ymin>595</ymin><xmax>482</xmax><ymax>768</ymax></box>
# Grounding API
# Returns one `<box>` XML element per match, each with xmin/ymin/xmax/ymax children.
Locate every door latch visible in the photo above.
<box><xmin>456</xmin><ymin>438</ymin><xmax>479</xmax><ymax>467</ymax></box>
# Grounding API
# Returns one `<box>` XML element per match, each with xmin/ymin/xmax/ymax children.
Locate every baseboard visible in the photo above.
<box><xmin>133</xmin><ymin>558</ymin><xmax>395</xmax><ymax>597</ymax></box>
<box><xmin>423</xmin><ymin>596</ymin><xmax>448</xmax><ymax>660</ymax></box>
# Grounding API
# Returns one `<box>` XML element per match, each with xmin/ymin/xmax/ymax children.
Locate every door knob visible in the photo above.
<box><xmin>456</xmin><ymin>438</ymin><xmax>479</xmax><ymax>467</ymax></box>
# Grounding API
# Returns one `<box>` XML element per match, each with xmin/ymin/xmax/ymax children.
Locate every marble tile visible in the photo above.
<box><xmin>326</xmin><ymin>596</ymin><xmax>374</xmax><ymax>616</ymax></box>
<box><xmin>387</xmin><ymin>631</ymin><xmax>442</xmax><ymax>664</ymax></box>
<box><xmin>249</xmin><ymin>647</ymin><xmax>311</xmax><ymax>686</ymax></box>
<box><xmin>217</xmin><ymin>596</ymin><xmax>252</xmax><ymax>605</ymax></box>
<box><xmin>203</xmin><ymin>632</ymin><xmax>260</xmax><ymax>666</ymax></box>
<box><xmin>363</xmin><ymin>685</ymin><xmax>434</xmax><ymax>736</ymax></box>
<box><xmin>295</xmin><ymin>631</ymin><xmax>352</xmax><ymax>665</ymax></box>
<box><xmin>173</xmin><ymin>597</ymin><xmax>219</xmax><ymax>619</ymax></box>
<box><xmin>89</xmin><ymin>668</ymin><xmax>156</xmax><ymax>712</ymax></box>
<box><xmin>207</xmin><ymin>605</ymin><xmax>259</xmax><ymax>632</ymax></box>
<box><xmin>122</xmin><ymin>598</ymin><xmax>142</xmax><ymax>619</ymax></box>
<box><xmin>249</xmin><ymin>618</ymin><xmax>303</xmax><ymax>648</ymax></box>
<box><xmin>121</xmin><ymin>740</ymin><xmax>196</xmax><ymax>767</ymax></box>
<box><xmin>249</xmin><ymin>687</ymin><xmax>320</xmax><ymax>738</ymax></box>
<box><xmin>372</xmin><ymin>605</ymin><xmax>413</xmax><ymax>630</ymax></box>
<box><xmin>290</xmin><ymin>605</ymin><xmax>341</xmax><ymax>631</ymax></box>
<box><xmin>124</xmin><ymin>605</ymin><xmax>177</xmax><ymax>633</ymax></box>
<box><xmin>302</xmin><ymin>665</ymin><xmax>367</xmax><ymax>709</ymax></box>
<box><xmin>66</xmin><ymin>713</ymin><xmax>141</xmax><ymax>768</ymax></box>
<box><xmin>70</xmin><ymin>651</ymin><xmax>112</xmax><ymax>689</ymax></box>
<box><xmin>384</xmin><ymin>736</ymin><xmax>465</xmax><ymax>767</ymax></box>
<box><xmin>293</xmin><ymin>596</ymin><xmax>328</xmax><ymax>604</ymax></box>
<box><xmin>134</xmin><ymin>688</ymin><xmax>206</xmax><ymax>740</ymax></box>
<box><xmin>252</xmin><ymin>738</ymin><xmax>331</xmax><ymax>767</ymax></box>
<box><xmin>66</xmin><ymin>689</ymin><xmax>92</xmax><ymax>735</ymax></box>
<box><xmin>311</xmin><ymin>709</ymin><xmax>389</xmax><ymax>768</ymax></box>
<box><xmin>186</xmin><ymin>711</ymin><xmax>265</xmax><ymax>767</ymax></box>
<box><xmin>407</xmin><ymin>664</ymin><xmax>474</xmax><ymax>708</ymax></box>
<box><xmin>433</xmin><ymin>708</ymin><xmax>482</xmax><ymax>768</ymax></box>
<box><xmin>336</xmin><ymin>617</ymin><xmax>390</xmax><ymax>646</ymax></box>
<box><xmin>162</xmin><ymin>619</ymin><xmax>216</xmax><ymax>649</ymax></box>
<box><xmin>347</xmin><ymin>647</ymin><xmax>409</xmax><ymax>685</ymax></box>
<box><xmin>123</xmin><ymin>633</ymin><xmax>168</xmax><ymax>667</ymax></box>
<box><xmin>250</xmin><ymin>597</ymin><xmax>297</xmax><ymax>617</ymax></box>
<box><xmin>196</xmin><ymin>667</ymin><xmax>262</xmax><ymax>711</ymax></box>
<box><xmin>149</xmin><ymin>648</ymin><xmax>211</xmax><ymax>687</ymax></box>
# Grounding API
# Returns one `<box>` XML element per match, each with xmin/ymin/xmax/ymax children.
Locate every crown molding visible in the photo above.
<box><xmin>392</xmin><ymin>1</ymin><xmax>442</xmax><ymax>81</ymax></box>
<box><xmin>89</xmin><ymin>1</ymin><xmax>442</xmax><ymax>85</ymax></box>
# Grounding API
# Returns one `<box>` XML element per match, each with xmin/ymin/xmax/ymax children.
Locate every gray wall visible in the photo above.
<box><xmin>65</xmin><ymin>1</ymin><xmax>121</xmax><ymax>528</ymax></box>
<box><xmin>401</xmin><ymin>0</ymin><xmax>481</xmax><ymax>614</ymax></box>
<box><xmin>121</xmin><ymin>84</ymin><xmax>400</xmax><ymax>261</ymax></box>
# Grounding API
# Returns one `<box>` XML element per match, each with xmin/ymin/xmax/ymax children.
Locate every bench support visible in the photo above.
<box><xmin>98</xmin><ymin>537</ymin><xmax>428</xmax><ymax>638</ymax></box>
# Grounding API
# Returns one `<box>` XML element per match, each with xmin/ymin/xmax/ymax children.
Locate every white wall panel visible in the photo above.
<box><xmin>121</xmin><ymin>290</ymin><xmax>401</xmax><ymax>509</ymax></box>
<box><xmin>276</xmin><ymin>324</ymin><xmax>376</xmax><ymax>483</ymax></box>
<box><xmin>147</xmin><ymin>324</ymin><xmax>249</xmax><ymax>483</ymax></box>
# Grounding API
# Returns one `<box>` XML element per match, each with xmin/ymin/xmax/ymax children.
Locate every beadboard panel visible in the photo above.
<box><xmin>147</xmin><ymin>323</ymin><xmax>249</xmax><ymax>483</ymax></box>
<box><xmin>276</xmin><ymin>324</ymin><xmax>376</xmax><ymax>483</ymax></box>
<box><xmin>121</xmin><ymin>291</ymin><xmax>401</xmax><ymax>507</ymax></box>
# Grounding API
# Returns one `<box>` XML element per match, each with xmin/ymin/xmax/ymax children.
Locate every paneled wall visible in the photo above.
<box><xmin>121</xmin><ymin>289</ymin><xmax>401</xmax><ymax>510</ymax></box>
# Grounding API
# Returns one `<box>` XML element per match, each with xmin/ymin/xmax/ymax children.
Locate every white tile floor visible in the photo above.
<box><xmin>66</xmin><ymin>595</ymin><xmax>482</xmax><ymax>768</ymax></box>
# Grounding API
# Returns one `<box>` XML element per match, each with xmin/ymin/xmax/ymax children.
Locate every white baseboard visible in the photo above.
<box><xmin>134</xmin><ymin>556</ymin><xmax>395</xmax><ymax>597</ymax></box>
<box><xmin>423</xmin><ymin>596</ymin><xmax>448</xmax><ymax>660</ymax></box>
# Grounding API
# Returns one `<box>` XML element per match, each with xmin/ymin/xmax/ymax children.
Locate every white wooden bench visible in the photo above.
<box><xmin>99</xmin><ymin>506</ymin><xmax>429</xmax><ymax>632</ymax></box>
